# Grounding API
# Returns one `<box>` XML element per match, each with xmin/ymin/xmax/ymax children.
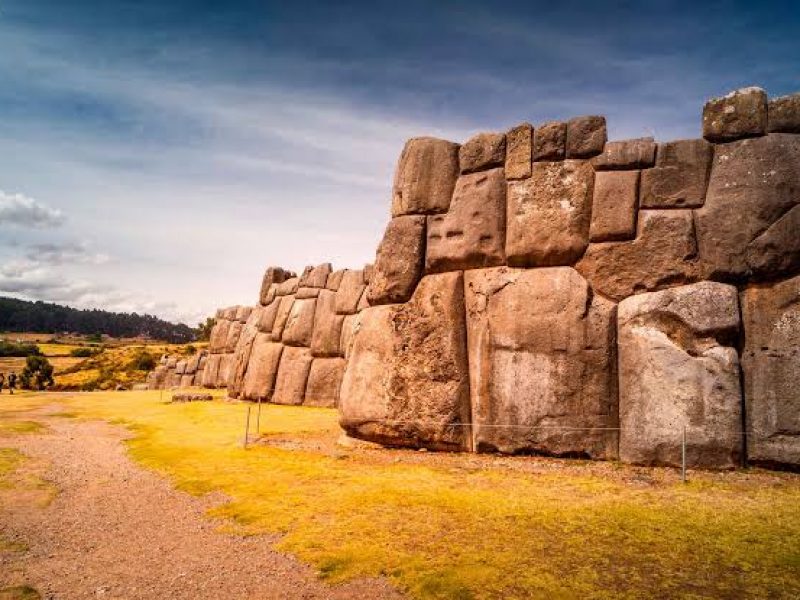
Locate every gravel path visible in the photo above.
<box><xmin>0</xmin><ymin>410</ymin><xmax>403</xmax><ymax>599</ymax></box>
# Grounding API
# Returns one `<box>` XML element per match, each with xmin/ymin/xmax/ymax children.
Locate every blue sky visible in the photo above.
<box><xmin>0</xmin><ymin>0</ymin><xmax>797</xmax><ymax>325</ymax></box>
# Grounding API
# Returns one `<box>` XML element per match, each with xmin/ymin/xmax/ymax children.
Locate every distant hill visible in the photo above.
<box><xmin>0</xmin><ymin>296</ymin><xmax>197</xmax><ymax>343</ymax></box>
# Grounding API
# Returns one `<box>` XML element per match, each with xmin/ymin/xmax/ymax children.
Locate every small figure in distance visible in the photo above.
<box><xmin>0</xmin><ymin>372</ymin><xmax>4</xmax><ymax>394</ymax></box>
<box><xmin>8</xmin><ymin>372</ymin><xmax>16</xmax><ymax>395</ymax></box>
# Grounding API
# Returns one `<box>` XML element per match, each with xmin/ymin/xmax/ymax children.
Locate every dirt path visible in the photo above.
<box><xmin>0</xmin><ymin>409</ymin><xmax>403</xmax><ymax>599</ymax></box>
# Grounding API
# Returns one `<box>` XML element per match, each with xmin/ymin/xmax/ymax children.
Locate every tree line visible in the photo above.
<box><xmin>0</xmin><ymin>296</ymin><xmax>198</xmax><ymax>343</ymax></box>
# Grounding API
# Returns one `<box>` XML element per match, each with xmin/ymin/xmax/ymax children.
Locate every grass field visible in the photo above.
<box><xmin>1</xmin><ymin>391</ymin><xmax>799</xmax><ymax>599</ymax></box>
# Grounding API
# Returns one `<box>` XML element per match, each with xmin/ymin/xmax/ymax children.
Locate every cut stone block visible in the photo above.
<box><xmin>703</xmin><ymin>87</ymin><xmax>768</xmax><ymax>142</ymax></box>
<box><xmin>391</xmin><ymin>137</ymin><xmax>460</xmax><ymax>217</ymax></box>
<box><xmin>367</xmin><ymin>215</ymin><xmax>425</xmax><ymax>306</ymax></box>
<box><xmin>272</xmin><ymin>346</ymin><xmax>313</xmax><ymax>406</ymax></box>
<box><xmin>304</xmin><ymin>358</ymin><xmax>346</xmax><ymax>408</ymax></box>
<box><xmin>768</xmin><ymin>93</ymin><xmax>800</xmax><ymax>133</ymax></box>
<box><xmin>640</xmin><ymin>138</ymin><xmax>713</xmax><ymax>208</ymax></box>
<box><xmin>295</xmin><ymin>287</ymin><xmax>320</xmax><ymax>299</ymax></box>
<box><xmin>281</xmin><ymin>298</ymin><xmax>317</xmax><ymax>347</ymax></box>
<box><xmin>311</xmin><ymin>289</ymin><xmax>345</xmax><ymax>357</ymax></box>
<box><xmin>335</xmin><ymin>269</ymin><xmax>366</xmax><ymax>315</ymax></box>
<box><xmin>271</xmin><ymin>296</ymin><xmax>295</xmax><ymax>341</ymax></box>
<box><xmin>459</xmin><ymin>132</ymin><xmax>506</xmax><ymax>174</ymax></box>
<box><xmin>589</xmin><ymin>170</ymin><xmax>639</xmax><ymax>242</ymax></box>
<box><xmin>241</xmin><ymin>334</ymin><xmax>284</xmax><ymax>401</ymax></box>
<box><xmin>224</xmin><ymin>321</ymin><xmax>243</xmax><ymax>353</ymax></box>
<box><xmin>426</xmin><ymin>168</ymin><xmax>506</xmax><ymax>272</ymax></box>
<box><xmin>618</xmin><ymin>282</ymin><xmax>743</xmax><ymax>468</ymax></box>
<box><xmin>532</xmin><ymin>121</ymin><xmax>566</xmax><ymax>161</ymax></box>
<box><xmin>592</xmin><ymin>137</ymin><xmax>656</xmax><ymax>170</ymax></box>
<box><xmin>259</xmin><ymin>266</ymin><xmax>291</xmax><ymax>306</ymax></box>
<box><xmin>505</xmin><ymin>123</ymin><xmax>533</xmax><ymax>179</ymax></box>
<box><xmin>465</xmin><ymin>267</ymin><xmax>618</xmax><ymax>458</ymax></box>
<box><xmin>741</xmin><ymin>274</ymin><xmax>800</xmax><ymax>468</ymax></box>
<box><xmin>506</xmin><ymin>159</ymin><xmax>594</xmax><ymax>267</ymax></box>
<box><xmin>339</xmin><ymin>272</ymin><xmax>471</xmax><ymax>451</ymax></box>
<box><xmin>326</xmin><ymin>269</ymin><xmax>346</xmax><ymax>291</ymax></box>
<box><xmin>298</xmin><ymin>263</ymin><xmax>332</xmax><ymax>288</ymax></box>
<box><xmin>275</xmin><ymin>277</ymin><xmax>299</xmax><ymax>296</ymax></box>
<box><xmin>566</xmin><ymin>115</ymin><xmax>607</xmax><ymax>158</ymax></box>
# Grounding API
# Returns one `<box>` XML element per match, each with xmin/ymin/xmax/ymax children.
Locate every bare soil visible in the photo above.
<box><xmin>0</xmin><ymin>408</ymin><xmax>403</xmax><ymax>599</ymax></box>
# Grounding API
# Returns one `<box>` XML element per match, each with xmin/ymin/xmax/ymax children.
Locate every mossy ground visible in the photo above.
<box><xmin>3</xmin><ymin>390</ymin><xmax>800</xmax><ymax>599</ymax></box>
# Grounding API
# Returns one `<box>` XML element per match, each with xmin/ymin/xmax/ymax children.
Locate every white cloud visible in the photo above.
<box><xmin>0</xmin><ymin>190</ymin><xmax>63</xmax><ymax>228</ymax></box>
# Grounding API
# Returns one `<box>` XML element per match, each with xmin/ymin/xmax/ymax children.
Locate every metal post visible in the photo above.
<box><xmin>256</xmin><ymin>397</ymin><xmax>262</xmax><ymax>436</ymax></box>
<box><xmin>243</xmin><ymin>405</ymin><xmax>252</xmax><ymax>449</ymax></box>
<box><xmin>681</xmin><ymin>426</ymin><xmax>687</xmax><ymax>484</ymax></box>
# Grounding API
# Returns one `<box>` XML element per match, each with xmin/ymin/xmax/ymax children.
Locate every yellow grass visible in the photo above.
<box><xmin>4</xmin><ymin>391</ymin><xmax>800</xmax><ymax>599</ymax></box>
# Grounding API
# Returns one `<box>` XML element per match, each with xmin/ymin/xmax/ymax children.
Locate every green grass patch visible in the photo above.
<box><xmin>6</xmin><ymin>391</ymin><xmax>800</xmax><ymax>599</ymax></box>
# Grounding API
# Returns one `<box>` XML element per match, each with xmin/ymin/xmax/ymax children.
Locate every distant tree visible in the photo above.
<box><xmin>0</xmin><ymin>341</ymin><xmax>42</xmax><ymax>357</ymax></box>
<box><xmin>20</xmin><ymin>355</ymin><xmax>55</xmax><ymax>390</ymax></box>
<box><xmin>196</xmin><ymin>317</ymin><xmax>216</xmax><ymax>341</ymax></box>
<box><xmin>128</xmin><ymin>349</ymin><xmax>157</xmax><ymax>371</ymax></box>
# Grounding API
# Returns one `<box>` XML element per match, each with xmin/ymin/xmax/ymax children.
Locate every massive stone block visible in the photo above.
<box><xmin>202</xmin><ymin>354</ymin><xmax>222</xmax><ymax>388</ymax></box>
<box><xmin>234</xmin><ymin>305</ymin><xmax>252</xmax><ymax>323</ymax></box>
<box><xmin>281</xmin><ymin>298</ymin><xmax>317</xmax><ymax>347</ymax></box>
<box><xmin>311</xmin><ymin>289</ymin><xmax>344</xmax><ymax>357</ymax></box>
<box><xmin>227</xmin><ymin>308</ymin><xmax>262</xmax><ymax>398</ymax></box>
<box><xmin>577</xmin><ymin>210</ymin><xmax>700</xmax><ymax>301</ymax></box>
<box><xmin>339</xmin><ymin>272</ymin><xmax>471</xmax><ymax>451</ymax></box>
<box><xmin>703</xmin><ymin>87</ymin><xmax>768</xmax><ymax>142</ymax></box>
<box><xmin>459</xmin><ymin>132</ymin><xmax>506</xmax><ymax>174</ymax></box>
<box><xmin>533</xmin><ymin>121</ymin><xmax>566</xmax><ymax>161</ymax></box>
<box><xmin>589</xmin><ymin>170</ymin><xmax>639</xmax><ymax>242</ymax></box>
<box><xmin>271</xmin><ymin>295</ymin><xmax>295</xmax><ymax>341</ymax></box>
<box><xmin>464</xmin><ymin>267</ymin><xmax>617</xmax><ymax>458</ymax></box>
<box><xmin>217</xmin><ymin>353</ymin><xmax>235</xmax><ymax>389</ymax></box>
<box><xmin>768</xmin><ymin>93</ymin><xmax>800</xmax><ymax>133</ymax></box>
<box><xmin>696</xmin><ymin>134</ymin><xmax>800</xmax><ymax>281</ymax></box>
<box><xmin>258</xmin><ymin>298</ymin><xmax>280</xmax><ymax>333</ymax></box>
<box><xmin>299</xmin><ymin>263</ymin><xmax>332</xmax><ymax>289</ymax></box>
<box><xmin>175</xmin><ymin>360</ymin><xmax>187</xmax><ymax>375</ymax></box>
<box><xmin>326</xmin><ymin>269</ymin><xmax>345</xmax><ymax>291</ymax></box>
<box><xmin>391</xmin><ymin>137</ymin><xmax>460</xmax><ymax>217</ymax></box>
<box><xmin>505</xmin><ymin>123</ymin><xmax>533</xmax><ymax>180</ymax></box>
<box><xmin>367</xmin><ymin>216</ymin><xmax>425</xmax><ymax>306</ymax></box>
<box><xmin>741</xmin><ymin>275</ymin><xmax>800</xmax><ymax>468</ymax></box>
<box><xmin>592</xmin><ymin>138</ymin><xmax>656</xmax><ymax>170</ymax></box>
<box><xmin>506</xmin><ymin>159</ymin><xmax>594</xmax><ymax>267</ymax></box>
<box><xmin>640</xmin><ymin>139</ymin><xmax>713</xmax><ymax>209</ymax></box>
<box><xmin>304</xmin><ymin>358</ymin><xmax>346</xmax><ymax>408</ymax></box>
<box><xmin>426</xmin><ymin>168</ymin><xmax>506</xmax><ymax>273</ymax></box>
<box><xmin>272</xmin><ymin>346</ymin><xmax>313</xmax><ymax>405</ymax></box>
<box><xmin>618</xmin><ymin>282</ymin><xmax>743</xmax><ymax>468</ymax></box>
<box><xmin>340</xmin><ymin>313</ymin><xmax>360</xmax><ymax>360</ymax></box>
<box><xmin>259</xmin><ymin>266</ymin><xmax>291</xmax><ymax>306</ymax></box>
<box><xmin>335</xmin><ymin>269</ymin><xmax>366</xmax><ymax>315</ymax></box>
<box><xmin>224</xmin><ymin>321</ymin><xmax>244</xmax><ymax>353</ymax></box>
<box><xmin>275</xmin><ymin>277</ymin><xmax>299</xmax><ymax>296</ymax></box>
<box><xmin>295</xmin><ymin>287</ymin><xmax>320</xmax><ymax>299</ymax></box>
<box><xmin>241</xmin><ymin>334</ymin><xmax>284</xmax><ymax>401</ymax></box>
<box><xmin>208</xmin><ymin>319</ymin><xmax>231</xmax><ymax>353</ymax></box>
<box><xmin>566</xmin><ymin>116</ymin><xmax>607</xmax><ymax>158</ymax></box>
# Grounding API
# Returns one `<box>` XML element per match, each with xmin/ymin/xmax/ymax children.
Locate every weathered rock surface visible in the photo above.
<box><xmin>391</xmin><ymin>137</ymin><xmax>460</xmax><ymax>217</ymax></box>
<box><xmin>426</xmin><ymin>168</ymin><xmax>506</xmax><ymax>272</ymax></box>
<box><xmin>299</xmin><ymin>263</ymin><xmax>332</xmax><ymax>289</ymax></box>
<box><xmin>592</xmin><ymin>138</ymin><xmax>655</xmax><ymax>170</ymax></box>
<box><xmin>281</xmin><ymin>298</ymin><xmax>317</xmax><ymax>347</ymax></box>
<box><xmin>589</xmin><ymin>170</ymin><xmax>639</xmax><ymax>242</ymax></box>
<box><xmin>224</xmin><ymin>321</ymin><xmax>244</xmax><ymax>353</ymax></box>
<box><xmin>326</xmin><ymin>269</ymin><xmax>345</xmax><ymax>291</ymax></box>
<box><xmin>295</xmin><ymin>287</ymin><xmax>320</xmax><ymax>299</ymax></box>
<box><xmin>335</xmin><ymin>269</ymin><xmax>366</xmax><ymax>315</ymax></box>
<box><xmin>703</xmin><ymin>87</ymin><xmax>768</xmax><ymax>142</ymax></box>
<box><xmin>577</xmin><ymin>210</ymin><xmax>699</xmax><ymax>301</ymax></box>
<box><xmin>339</xmin><ymin>272</ymin><xmax>471</xmax><ymax>451</ymax></box>
<box><xmin>275</xmin><ymin>277</ymin><xmax>299</xmax><ymax>296</ymax></box>
<box><xmin>241</xmin><ymin>334</ymin><xmax>284</xmax><ymax>401</ymax></box>
<box><xmin>465</xmin><ymin>267</ymin><xmax>618</xmax><ymax>458</ymax></box>
<box><xmin>272</xmin><ymin>346</ymin><xmax>313</xmax><ymax>405</ymax></box>
<box><xmin>459</xmin><ymin>132</ymin><xmax>506</xmax><ymax>174</ymax></box>
<box><xmin>304</xmin><ymin>358</ymin><xmax>346</xmax><ymax>408</ymax></box>
<box><xmin>227</xmin><ymin>308</ymin><xmax>262</xmax><ymax>398</ymax></box>
<box><xmin>768</xmin><ymin>93</ymin><xmax>800</xmax><ymax>133</ymax></box>
<box><xmin>695</xmin><ymin>133</ymin><xmax>800</xmax><ymax>281</ymax></box>
<box><xmin>618</xmin><ymin>282</ymin><xmax>743</xmax><ymax>468</ymax></box>
<box><xmin>201</xmin><ymin>354</ymin><xmax>221</xmax><ymax>389</ymax></box>
<box><xmin>235</xmin><ymin>306</ymin><xmax>253</xmax><ymax>323</ymax></box>
<box><xmin>217</xmin><ymin>353</ymin><xmax>235</xmax><ymax>388</ymax></box>
<box><xmin>506</xmin><ymin>159</ymin><xmax>594</xmax><ymax>267</ymax></box>
<box><xmin>258</xmin><ymin>298</ymin><xmax>280</xmax><ymax>333</ymax></box>
<box><xmin>741</xmin><ymin>275</ymin><xmax>800</xmax><ymax>467</ymax></box>
<box><xmin>175</xmin><ymin>360</ymin><xmax>187</xmax><ymax>375</ymax></box>
<box><xmin>271</xmin><ymin>296</ymin><xmax>295</xmax><ymax>341</ymax></box>
<box><xmin>367</xmin><ymin>216</ymin><xmax>425</xmax><ymax>306</ymax></box>
<box><xmin>208</xmin><ymin>319</ymin><xmax>230</xmax><ymax>353</ymax></box>
<box><xmin>640</xmin><ymin>139</ymin><xmax>713</xmax><ymax>208</ymax></box>
<box><xmin>259</xmin><ymin>267</ymin><xmax>291</xmax><ymax>306</ymax></box>
<box><xmin>310</xmin><ymin>289</ymin><xmax>344</xmax><ymax>357</ymax></box>
<box><xmin>533</xmin><ymin>121</ymin><xmax>566</xmax><ymax>161</ymax></box>
<box><xmin>505</xmin><ymin>123</ymin><xmax>532</xmax><ymax>179</ymax></box>
<box><xmin>566</xmin><ymin>116</ymin><xmax>606</xmax><ymax>158</ymax></box>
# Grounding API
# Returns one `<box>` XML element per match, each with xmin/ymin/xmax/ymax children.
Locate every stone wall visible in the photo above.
<box><xmin>147</xmin><ymin>86</ymin><xmax>800</xmax><ymax>470</ymax></box>
<box><xmin>340</xmin><ymin>86</ymin><xmax>800</xmax><ymax>469</ymax></box>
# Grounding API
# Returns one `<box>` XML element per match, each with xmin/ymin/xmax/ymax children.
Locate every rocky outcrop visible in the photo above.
<box><xmin>618</xmin><ymin>282</ymin><xmax>743</xmax><ymax>468</ymax></box>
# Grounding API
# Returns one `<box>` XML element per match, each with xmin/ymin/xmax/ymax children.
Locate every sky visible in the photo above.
<box><xmin>0</xmin><ymin>0</ymin><xmax>797</xmax><ymax>326</ymax></box>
